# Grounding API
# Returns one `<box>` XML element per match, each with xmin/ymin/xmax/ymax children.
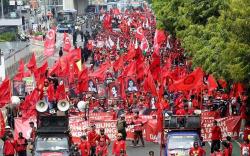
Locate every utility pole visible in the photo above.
<box><xmin>1</xmin><ymin>0</ymin><xmax>4</xmax><ymax>18</ymax></box>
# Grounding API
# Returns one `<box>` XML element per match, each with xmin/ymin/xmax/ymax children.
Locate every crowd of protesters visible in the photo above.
<box><xmin>2</xmin><ymin>2</ymin><xmax>250</xmax><ymax>156</ymax></box>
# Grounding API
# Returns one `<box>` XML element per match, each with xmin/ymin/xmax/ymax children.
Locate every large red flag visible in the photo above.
<box><xmin>67</xmin><ymin>48</ymin><xmax>81</xmax><ymax>62</ymax></box>
<box><xmin>56</xmin><ymin>84</ymin><xmax>66</xmax><ymax>100</ymax></box>
<box><xmin>63</xmin><ymin>32</ymin><xmax>71</xmax><ymax>52</ymax></box>
<box><xmin>122</xmin><ymin>61</ymin><xmax>136</xmax><ymax>77</ymax></box>
<box><xmin>18</xmin><ymin>59</ymin><xmax>24</xmax><ymax>73</ymax></box>
<box><xmin>0</xmin><ymin>111</ymin><xmax>5</xmax><ymax>137</ymax></box>
<box><xmin>34</xmin><ymin>61</ymin><xmax>48</xmax><ymax>81</ymax></box>
<box><xmin>49</xmin><ymin>61</ymin><xmax>61</xmax><ymax>76</ymax></box>
<box><xmin>26</xmin><ymin>53</ymin><xmax>37</xmax><ymax>73</ymax></box>
<box><xmin>135</xmin><ymin>26</ymin><xmax>144</xmax><ymax>41</ymax></box>
<box><xmin>218</xmin><ymin>79</ymin><xmax>227</xmax><ymax>89</ymax></box>
<box><xmin>0</xmin><ymin>78</ymin><xmax>11</xmax><ymax>106</ymax></box>
<box><xmin>154</xmin><ymin>29</ymin><xmax>166</xmax><ymax>46</ymax></box>
<box><xmin>169</xmin><ymin>68</ymin><xmax>204</xmax><ymax>91</ymax></box>
<box><xmin>207</xmin><ymin>75</ymin><xmax>218</xmax><ymax>91</ymax></box>
<box><xmin>103</xmin><ymin>14</ymin><xmax>112</xmax><ymax>30</ymax></box>
<box><xmin>44</xmin><ymin>29</ymin><xmax>56</xmax><ymax>57</ymax></box>
<box><xmin>21</xmin><ymin>89</ymin><xmax>40</xmax><ymax>120</ymax></box>
<box><xmin>113</xmin><ymin>55</ymin><xmax>124</xmax><ymax>72</ymax></box>
<box><xmin>144</xmin><ymin>71</ymin><xmax>158</xmax><ymax>97</ymax></box>
<box><xmin>47</xmin><ymin>84</ymin><xmax>55</xmax><ymax>101</ymax></box>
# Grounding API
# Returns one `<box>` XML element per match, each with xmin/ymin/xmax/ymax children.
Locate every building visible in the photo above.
<box><xmin>0</xmin><ymin>0</ymin><xmax>22</xmax><ymax>26</ymax></box>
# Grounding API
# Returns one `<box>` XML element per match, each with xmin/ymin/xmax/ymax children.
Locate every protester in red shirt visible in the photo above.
<box><xmin>15</xmin><ymin>132</ymin><xmax>28</xmax><ymax>156</ymax></box>
<box><xmin>79</xmin><ymin>135</ymin><xmax>90</xmax><ymax>156</ymax></box>
<box><xmin>176</xmin><ymin>104</ymin><xmax>194</xmax><ymax>115</ymax></box>
<box><xmin>112</xmin><ymin>133</ymin><xmax>126</xmax><ymax>156</ymax></box>
<box><xmin>131</xmin><ymin>111</ymin><xmax>145</xmax><ymax>147</ymax></box>
<box><xmin>240</xmin><ymin>139</ymin><xmax>250</xmax><ymax>156</ymax></box>
<box><xmin>88</xmin><ymin>124</ymin><xmax>98</xmax><ymax>156</ymax></box>
<box><xmin>243</xmin><ymin>126</ymin><xmax>250</xmax><ymax>141</ymax></box>
<box><xmin>211</xmin><ymin>120</ymin><xmax>222</xmax><ymax>154</ymax></box>
<box><xmin>29</xmin><ymin>122</ymin><xmax>36</xmax><ymax>143</ymax></box>
<box><xmin>189</xmin><ymin>141</ymin><xmax>205</xmax><ymax>156</ymax></box>
<box><xmin>3</xmin><ymin>134</ymin><xmax>16</xmax><ymax>156</ymax></box>
<box><xmin>222</xmin><ymin>141</ymin><xmax>230</xmax><ymax>156</ymax></box>
<box><xmin>96</xmin><ymin>138</ymin><xmax>108</xmax><ymax>156</ymax></box>
<box><xmin>96</xmin><ymin>128</ymin><xmax>111</xmax><ymax>146</ymax></box>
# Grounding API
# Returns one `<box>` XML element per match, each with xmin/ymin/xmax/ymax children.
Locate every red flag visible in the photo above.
<box><xmin>26</xmin><ymin>53</ymin><xmax>37</xmax><ymax>73</ymax></box>
<box><xmin>154</xmin><ymin>29</ymin><xmax>166</xmax><ymax>46</ymax></box>
<box><xmin>0</xmin><ymin>78</ymin><xmax>11</xmax><ymax>106</ymax></box>
<box><xmin>169</xmin><ymin>68</ymin><xmax>204</xmax><ymax>91</ymax></box>
<box><xmin>44</xmin><ymin>29</ymin><xmax>56</xmax><ymax>56</ymax></box>
<box><xmin>63</xmin><ymin>32</ymin><xmax>71</xmax><ymax>52</ymax></box>
<box><xmin>144</xmin><ymin>71</ymin><xmax>158</xmax><ymax>97</ymax></box>
<box><xmin>21</xmin><ymin>89</ymin><xmax>40</xmax><ymax>120</ymax></box>
<box><xmin>67</xmin><ymin>48</ymin><xmax>81</xmax><ymax>62</ymax></box>
<box><xmin>140</xmin><ymin>37</ymin><xmax>149</xmax><ymax>52</ymax></box>
<box><xmin>18</xmin><ymin>59</ymin><xmax>25</xmax><ymax>73</ymax></box>
<box><xmin>122</xmin><ymin>61</ymin><xmax>136</xmax><ymax>77</ymax></box>
<box><xmin>56</xmin><ymin>84</ymin><xmax>66</xmax><ymax>100</ymax></box>
<box><xmin>0</xmin><ymin>111</ymin><xmax>5</xmax><ymax>137</ymax></box>
<box><xmin>135</xmin><ymin>26</ymin><xmax>144</xmax><ymax>41</ymax></box>
<box><xmin>218</xmin><ymin>79</ymin><xmax>227</xmax><ymax>88</ymax></box>
<box><xmin>103</xmin><ymin>14</ymin><xmax>112</xmax><ymax>30</ymax></box>
<box><xmin>207</xmin><ymin>75</ymin><xmax>218</xmax><ymax>91</ymax></box>
<box><xmin>34</xmin><ymin>61</ymin><xmax>48</xmax><ymax>81</ymax></box>
<box><xmin>89</xmin><ymin>62</ymin><xmax>110</xmax><ymax>81</ymax></box>
<box><xmin>113</xmin><ymin>55</ymin><xmax>124</xmax><ymax>71</ymax></box>
<box><xmin>49</xmin><ymin>61</ymin><xmax>61</xmax><ymax>76</ymax></box>
<box><xmin>47</xmin><ymin>84</ymin><xmax>55</xmax><ymax>101</ymax></box>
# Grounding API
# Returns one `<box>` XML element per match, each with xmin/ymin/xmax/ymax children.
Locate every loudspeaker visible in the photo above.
<box><xmin>57</xmin><ymin>100</ymin><xmax>70</xmax><ymax>112</ymax></box>
<box><xmin>36</xmin><ymin>100</ymin><xmax>48</xmax><ymax>112</ymax></box>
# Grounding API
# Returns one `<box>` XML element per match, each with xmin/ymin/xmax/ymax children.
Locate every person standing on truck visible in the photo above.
<box><xmin>189</xmin><ymin>141</ymin><xmax>205</xmax><ymax>156</ymax></box>
<box><xmin>211</xmin><ymin>120</ymin><xmax>222</xmax><ymax>154</ymax></box>
<box><xmin>88</xmin><ymin>124</ymin><xmax>98</xmax><ymax>156</ymax></box>
<box><xmin>79</xmin><ymin>135</ymin><xmax>90</xmax><ymax>156</ymax></box>
<box><xmin>131</xmin><ymin>110</ymin><xmax>145</xmax><ymax>147</ymax></box>
<box><xmin>15</xmin><ymin>132</ymin><xmax>28</xmax><ymax>156</ymax></box>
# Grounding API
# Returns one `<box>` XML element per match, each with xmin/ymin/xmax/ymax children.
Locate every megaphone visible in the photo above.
<box><xmin>36</xmin><ymin>100</ymin><xmax>48</xmax><ymax>112</ymax></box>
<box><xmin>77</xmin><ymin>101</ymin><xmax>89</xmax><ymax>112</ymax></box>
<box><xmin>57</xmin><ymin>100</ymin><xmax>70</xmax><ymax>112</ymax></box>
<box><xmin>11</xmin><ymin>96</ymin><xmax>21</xmax><ymax>105</ymax></box>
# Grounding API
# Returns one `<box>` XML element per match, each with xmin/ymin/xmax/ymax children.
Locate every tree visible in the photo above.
<box><xmin>152</xmin><ymin>0</ymin><xmax>250</xmax><ymax>86</ymax></box>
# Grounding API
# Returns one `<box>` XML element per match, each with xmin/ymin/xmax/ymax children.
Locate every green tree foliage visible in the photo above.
<box><xmin>152</xmin><ymin>0</ymin><xmax>250</xmax><ymax>85</ymax></box>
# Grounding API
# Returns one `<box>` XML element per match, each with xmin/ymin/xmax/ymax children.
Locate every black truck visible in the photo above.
<box><xmin>32</xmin><ymin>114</ymin><xmax>71</xmax><ymax>156</ymax></box>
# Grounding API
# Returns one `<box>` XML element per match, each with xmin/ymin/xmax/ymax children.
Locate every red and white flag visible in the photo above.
<box><xmin>44</xmin><ymin>29</ymin><xmax>56</xmax><ymax>57</ymax></box>
<box><xmin>63</xmin><ymin>32</ymin><xmax>71</xmax><ymax>52</ymax></box>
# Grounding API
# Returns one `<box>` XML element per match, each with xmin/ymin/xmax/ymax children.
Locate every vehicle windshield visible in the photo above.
<box><xmin>168</xmin><ymin>135</ymin><xmax>198</xmax><ymax>150</ymax></box>
<box><xmin>57</xmin><ymin>12</ymin><xmax>75</xmax><ymax>23</ymax></box>
<box><xmin>36</xmin><ymin>137</ymin><xmax>69</xmax><ymax>151</ymax></box>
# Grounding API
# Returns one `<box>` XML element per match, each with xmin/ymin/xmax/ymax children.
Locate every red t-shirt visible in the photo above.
<box><xmin>211</xmin><ymin>125</ymin><xmax>222</xmax><ymax>140</ymax></box>
<box><xmin>189</xmin><ymin>147</ymin><xmax>204</xmax><ymax>156</ymax></box>
<box><xmin>112</xmin><ymin>140</ymin><xmax>126</xmax><ymax>156</ymax></box>
<box><xmin>96</xmin><ymin>134</ymin><xmax>111</xmax><ymax>145</ymax></box>
<box><xmin>241</xmin><ymin>143</ymin><xmax>250</xmax><ymax>156</ymax></box>
<box><xmin>79</xmin><ymin>140</ymin><xmax>90</xmax><ymax>156</ymax></box>
<box><xmin>3</xmin><ymin>139</ymin><xmax>16</xmax><ymax>155</ymax></box>
<box><xmin>88</xmin><ymin>131</ymin><xmax>98</xmax><ymax>147</ymax></box>
<box><xmin>96</xmin><ymin>145</ymin><xmax>108</xmax><ymax>156</ymax></box>
<box><xmin>223</xmin><ymin>148</ymin><xmax>230</xmax><ymax>156</ymax></box>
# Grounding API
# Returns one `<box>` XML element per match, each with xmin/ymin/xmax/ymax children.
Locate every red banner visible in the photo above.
<box><xmin>14</xmin><ymin>117</ymin><xmax>36</xmax><ymax>139</ymax></box>
<box><xmin>201</xmin><ymin>112</ymin><xmax>241</xmax><ymax>141</ymax></box>
<box><xmin>14</xmin><ymin>114</ymin><xmax>159</xmax><ymax>144</ymax></box>
<box><xmin>0</xmin><ymin>111</ymin><xmax>5</xmax><ymax>138</ymax></box>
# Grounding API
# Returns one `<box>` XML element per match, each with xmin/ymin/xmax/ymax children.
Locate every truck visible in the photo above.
<box><xmin>163</xmin><ymin>111</ymin><xmax>204</xmax><ymax>156</ymax></box>
<box><xmin>32</xmin><ymin>114</ymin><xmax>71</xmax><ymax>156</ymax></box>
